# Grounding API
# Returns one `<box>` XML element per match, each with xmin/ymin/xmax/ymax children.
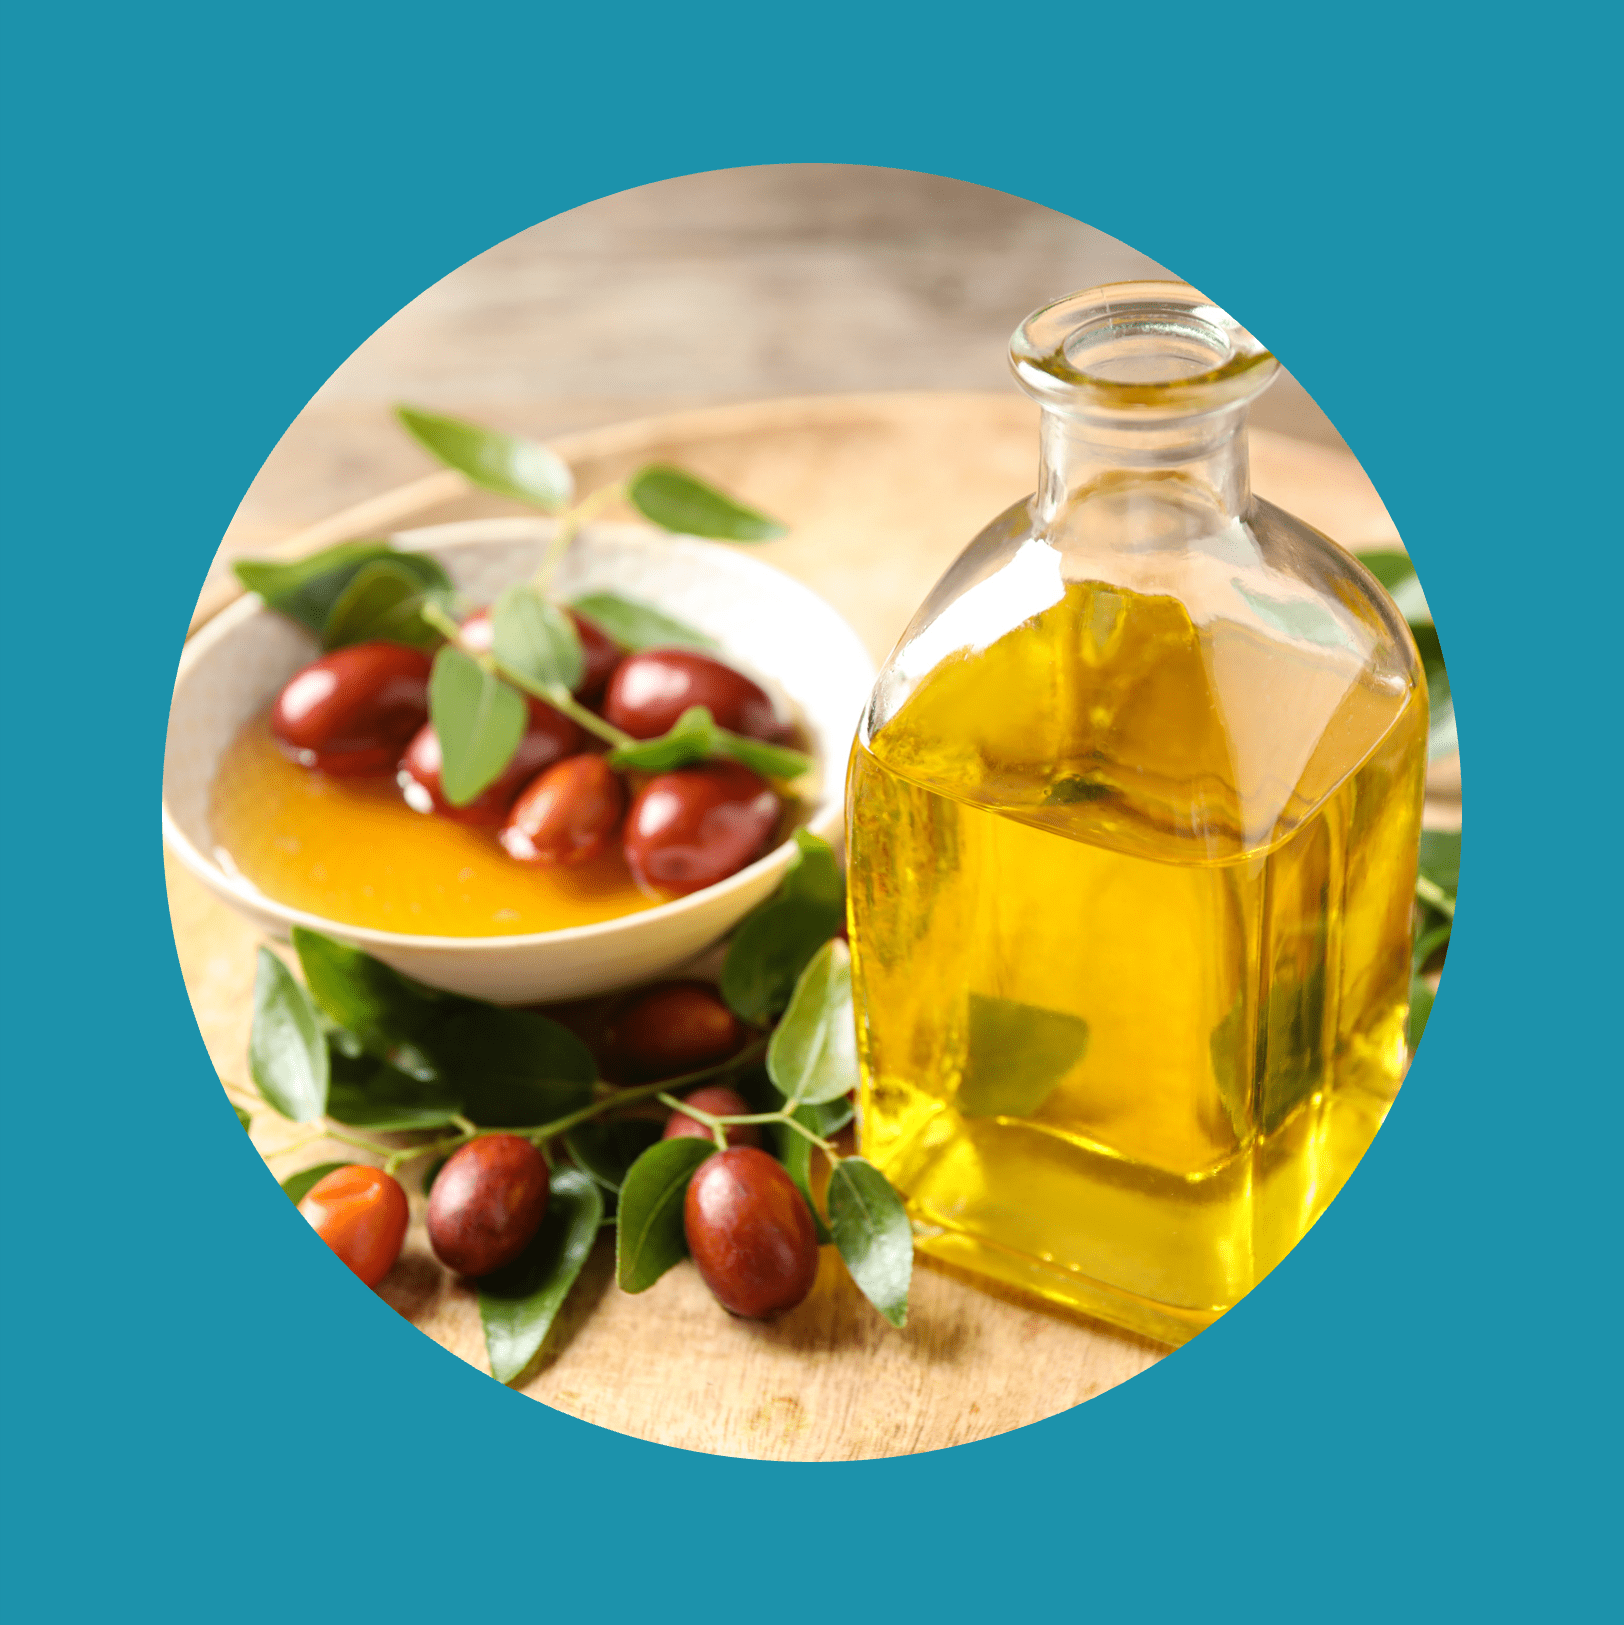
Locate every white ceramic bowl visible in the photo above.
<box><xmin>163</xmin><ymin>518</ymin><xmax>876</xmax><ymax>1003</ymax></box>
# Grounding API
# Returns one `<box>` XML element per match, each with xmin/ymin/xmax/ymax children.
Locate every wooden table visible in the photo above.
<box><xmin>168</xmin><ymin>392</ymin><xmax>1454</xmax><ymax>1460</ymax></box>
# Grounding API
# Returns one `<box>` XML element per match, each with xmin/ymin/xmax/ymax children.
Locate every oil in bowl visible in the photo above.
<box><xmin>210</xmin><ymin>712</ymin><xmax>660</xmax><ymax>936</ymax></box>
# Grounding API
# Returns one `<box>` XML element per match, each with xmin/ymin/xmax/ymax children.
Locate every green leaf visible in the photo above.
<box><xmin>323</xmin><ymin>1021</ymin><xmax>365</xmax><ymax>1060</ymax></box>
<box><xmin>233</xmin><ymin>540</ymin><xmax>399</xmax><ymax>634</ymax></box>
<box><xmin>607</xmin><ymin>705</ymin><xmax>720</xmax><ymax>772</ymax></box>
<box><xmin>428</xmin><ymin>644</ymin><xmax>527</xmax><ymax>807</ymax></box>
<box><xmin>1408</xmin><ymin>976</ymin><xmax>1436</xmax><ymax>1050</ymax></box>
<box><xmin>1356</xmin><ymin>547</ymin><xmax>1432</xmax><ymax>625</ymax></box>
<box><xmin>606</xmin><ymin>704</ymin><xmax>813</xmax><ymax>780</ymax></box>
<box><xmin>1418</xmin><ymin>830</ymin><xmax>1461</xmax><ymax>899</ymax></box>
<box><xmin>492</xmin><ymin>582</ymin><xmax>584</xmax><ymax>692</ymax></box>
<box><xmin>777</xmin><ymin>1123</ymin><xmax>828</xmax><ymax>1242</ymax></box>
<box><xmin>615</xmin><ymin>1137</ymin><xmax>714</xmax><ymax>1293</ymax></box>
<box><xmin>280</xmin><ymin>1162</ymin><xmax>349</xmax><ymax>1205</ymax></box>
<box><xmin>1390</xmin><ymin>573</ymin><xmax>1431</xmax><ymax>626</ymax></box>
<box><xmin>326</xmin><ymin>1061</ymin><xmax>463</xmax><ymax>1131</ymax></box>
<box><xmin>1411</xmin><ymin>622</ymin><xmax>1454</xmax><ymax>759</ymax></box>
<box><xmin>714</xmin><ymin>731</ymin><xmax>813</xmax><ymax>781</ymax></box>
<box><xmin>1045</xmin><ymin>775</ymin><xmax>1111</xmax><ymax>805</ymax></box>
<box><xmin>249</xmin><ymin>948</ymin><xmax>330</xmax><ymax>1122</ymax></box>
<box><xmin>1357</xmin><ymin>551</ymin><xmax>1452</xmax><ymax>757</ymax></box>
<box><xmin>625</xmin><ymin>464</ymin><xmax>786</xmax><ymax>541</ymax></box>
<box><xmin>826</xmin><ymin>1158</ymin><xmax>912</xmax><ymax>1328</ymax></box>
<box><xmin>796</xmin><ymin>1095</ymin><xmax>856</xmax><ymax>1139</ymax></box>
<box><xmin>568</xmin><ymin>591</ymin><xmax>717</xmax><ymax>652</ymax></box>
<box><xmin>1428</xmin><ymin>699</ymin><xmax>1457</xmax><ymax>760</ymax></box>
<box><xmin>565</xmin><ymin>1117</ymin><xmax>663</xmax><ymax>1193</ymax></box>
<box><xmin>722</xmin><ymin>899</ymin><xmax>841</xmax><ymax>1022</ymax></box>
<box><xmin>780</xmin><ymin>831</ymin><xmax>844</xmax><ymax>912</ymax></box>
<box><xmin>396</xmin><ymin>405</ymin><xmax>574</xmax><ymax>512</ymax></box>
<box><xmin>721</xmin><ymin>831</ymin><xmax>846</xmax><ymax>1021</ymax></box>
<box><xmin>321</xmin><ymin>558</ymin><xmax>453</xmax><ymax>653</ymax></box>
<box><xmin>234</xmin><ymin>1103</ymin><xmax>252</xmax><ymax>1132</ymax></box>
<box><xmin>479</xmin><ymin>1168</ymin><xmax>603</xmax><ymax>1385</ymax></box>
<box><xmin>1354</xmin><ymin>549</ymin><xmax>1415</xmax><ymax>594</ymax></box>
<box><xmin>766</xmin><ymin>939</ymin><xmax>859</xmax><ymax>1107</ymax></box>
<box><xmin>772</xmin><ymin>1098</ymin><xmax>851</xmax><ymax>1246</ymax></box>
<box><xmin>430</xmin><ymin>1007</ymin><xmax>596</xmax><ymax>1127</ymax></box>
<box><xmin>1355</xmin><ymin>547</ymin><xmax>1431</xmax><ymax>627</ymax></box>
<box><xmin>1414</xmin><ymin>920</ymin><xmax>1452</xmax><ymax>976</ymax></box>
<box><xmin>1257</xmin><ymin>963</ymin><xmax>1327</xmax><ymax>1135</ymax></box>
<box><xmin>958</xmin><ymin>993</ymin><xmax>1089</xmax><ymax>1118</ymax></box>
<box><xmin>291</xmin><ymin>928</ymin><xmax>449</xmax><ymax>1077</ymax></box>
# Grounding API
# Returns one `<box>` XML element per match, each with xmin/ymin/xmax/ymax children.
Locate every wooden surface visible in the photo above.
<box><xmin>168</xmin><ymin>392</ymin><xmax>1455</xmax><ymax>1461</ymax></box>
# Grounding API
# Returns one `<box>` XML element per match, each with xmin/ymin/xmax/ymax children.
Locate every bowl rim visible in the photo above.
<box><xmin>161</xmin><ymin>520</ymin><xmax>864</xmax><ymax>953</ymax></box>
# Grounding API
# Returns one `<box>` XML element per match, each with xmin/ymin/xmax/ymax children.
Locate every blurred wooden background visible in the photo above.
<box><xmin>215</xmin><ymin>166</ymin><xmax>1348</xmax><ymax>567</ymax></box>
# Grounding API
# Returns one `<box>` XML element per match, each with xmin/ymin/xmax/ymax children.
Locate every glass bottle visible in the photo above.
<box><xmin>846</xmin><ymin>282</ymin><xmax>1426</xmax><ymax>1346</ymax></box>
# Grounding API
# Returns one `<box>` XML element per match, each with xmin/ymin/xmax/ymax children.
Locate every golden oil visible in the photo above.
<box><xmin>849</xmin><ymin>575</ymin><xmax>1425</xmax><ymax>1345</ymax></box>
<box><xmin>210</xmin><ymin>713</ymin><xmax>659</xmax><ymax>936</ymax></box>
<box><xmin>846</xmin><ymin>282</ymin><xmax>1431</xmax><ymax>1343</ymax></box>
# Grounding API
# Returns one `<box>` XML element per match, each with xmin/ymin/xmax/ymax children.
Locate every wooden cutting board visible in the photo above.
<box><xmin>169</xmin><ymin>392</ymin><xmax>1448</xmax><ymax>1461</ymax></box>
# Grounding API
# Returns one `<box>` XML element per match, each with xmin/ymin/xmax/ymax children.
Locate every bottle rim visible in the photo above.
<box><xmin>1010</xmin><ymin>281</ymin><xmax>1278</xmax><ymax>417</ymax></box>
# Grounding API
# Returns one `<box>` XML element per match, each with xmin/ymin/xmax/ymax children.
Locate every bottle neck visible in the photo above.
<box><xmin>1036</xmin><ymin>403</ymin><xmax>1253</xmax><ymax>528</ymax></box>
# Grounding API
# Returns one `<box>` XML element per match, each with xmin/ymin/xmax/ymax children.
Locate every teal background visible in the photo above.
<box><xmin>1</xmin><ymin>4</ymin><xmax>1613</xmax><ymax>1619</ymax></box>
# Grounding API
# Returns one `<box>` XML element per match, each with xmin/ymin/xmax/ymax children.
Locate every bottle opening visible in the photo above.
<box><xmin>1064</xmin><ymin>312</ymin><xmax>1232</xmax><ymax>383</ymax></box>
<box><xmin>1012</xmin><ymin>281</ymin><xmax>1277</xmax><ymax>418</ymax></box>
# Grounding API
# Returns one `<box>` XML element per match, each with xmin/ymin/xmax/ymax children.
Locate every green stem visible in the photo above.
<box><xmin>384</xmin><ymin>1131</ymin><xmax>473</xmax><ymax>1177</ymax></box>
<box><xmin>263</xmin><ymin>1127</ymin><xmax>332</xmax><ymax>1160</ymax></box>
<box><xmin>492</xmin><ymin>659</ymin><xmax>632</xmax><ymax>749</ymax></box>
<box><xmin>323</xmin><ymin>1127</ymin><xmax>407</xmax><ymax>1159</ymax></box>
<box><xmin>418</xmin><ymin>598</ymin><xmax>630</xmax><ymax>747</ymax></box>
<box><xmin>651</xmin><ymin>1092</ymin><xmax>843</xmax><ymax>1161</ymax></box>
<box><xmin>775</xmin><ymin>1113</ymin><xmax>842</xmax><ymax>1161</ymax></box>
<box><xmin>531</xmin><ymin>483</ymin><xmax>627</xmax><ymax>594</ymax></box>
<box><xmin>264</xmin><ymin>1112</ymin><xmax>469</xmax><ymax>1175</ymax></box>
<box><xmin>515</xmin><ymin>1042</ymin><xmax>768</xmax><ymax>1146</ymax></box>
<box><xmin>421</xmin><ymin>599</ymin><xmax>465</xmax><ymax>644</ymax></box>
<box><xmin>264</xmin><ymin>1048</ymin><xmax>771</xmax><ymax>1177</ymax></box>
<box><xmin>1415</xmin><ymin>876</ymin><xmax>1456</xmax><ymax>920</ymax></box>
<box><xmin>657</xmin><ymin>1091</ymin><xmax>758</xmax><ymax>1152</ymax></box>
<box><xmin>260</xmin><ymin>1124</ymin><xmax>403</xmax><ymax>1163</ymax></box>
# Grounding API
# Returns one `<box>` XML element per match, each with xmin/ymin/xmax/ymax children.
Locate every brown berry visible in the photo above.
<box><xmin>612</xmin><ymin>981</ymin><xmax>744</xmax><ymax>1080</ymax></box>
<box><xmin>622</xmin><ymin>762</ymin><xmax>778</xmax><ymax>896</ymax></box>
<box><xmin>271</xmin><ymin>643</ymin><xmax>431</xmax><ymax>775</ymax></box>
<box><xmin>604</xmin><ymin>650</ymin><xmax>784</xmax><ymax>742</ymax></box>
<box><xmin>661</xmin><ymin>1085</ymin><xmax>762</xmax><ymax>1149</ymax></box>
<box><xmin>398</xmin><ymin>704</ymin><xmax>581</xmax><ymax>825</ymax></box>
<box><xmin>425</xmin><ymin>1135</ymin><xmax>550</xmax><ymax>1278</ymax></box>
<box><xmin>683</xmin><ymin>1148</ymin><xmax>819</xmax><ymax>1319</ymax></box>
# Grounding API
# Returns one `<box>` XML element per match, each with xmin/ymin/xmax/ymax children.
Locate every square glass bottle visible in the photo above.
<box><xmin>846</xmin><ymin>283</ymin><xmax>1426</xmax><ymax>1345</ymax></box>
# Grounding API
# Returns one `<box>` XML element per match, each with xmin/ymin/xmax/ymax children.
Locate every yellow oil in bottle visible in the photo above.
<box><xmin>847</xmin><ymin>578</ymin><xmax>1426</xmax><ymax>1345</ymax></box>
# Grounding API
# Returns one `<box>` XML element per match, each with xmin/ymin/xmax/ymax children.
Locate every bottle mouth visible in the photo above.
<box><xmin>1010</xmin><ymin>281</ymin><xmax>1278</xmax><ymax>418</ymax></box>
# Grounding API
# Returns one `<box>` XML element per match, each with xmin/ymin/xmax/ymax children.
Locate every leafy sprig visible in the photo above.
<box><xmin>239</xmin><ymin>833</ymin><xmax>913</xmax><ymax>1380</ymax></box>
<box><xmin>234</xmin><ymin>409</ymin><xmax>811</xmax><ymax>807</ymax></box>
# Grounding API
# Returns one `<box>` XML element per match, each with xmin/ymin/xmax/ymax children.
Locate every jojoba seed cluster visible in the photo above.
<box><xmin>625</xmin><ymin>982</ymin><xmax>815</xmax><ymax>1319</ymax></box>
<box><xmin>297</xmin><ymin>980</ymin><xmax>820</xmax><ymax>1318</ymax></box>
<box><xmin>268</xmin><ymin>613</ymin><xmax>788</xmax><ymax>897</ymax></box>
